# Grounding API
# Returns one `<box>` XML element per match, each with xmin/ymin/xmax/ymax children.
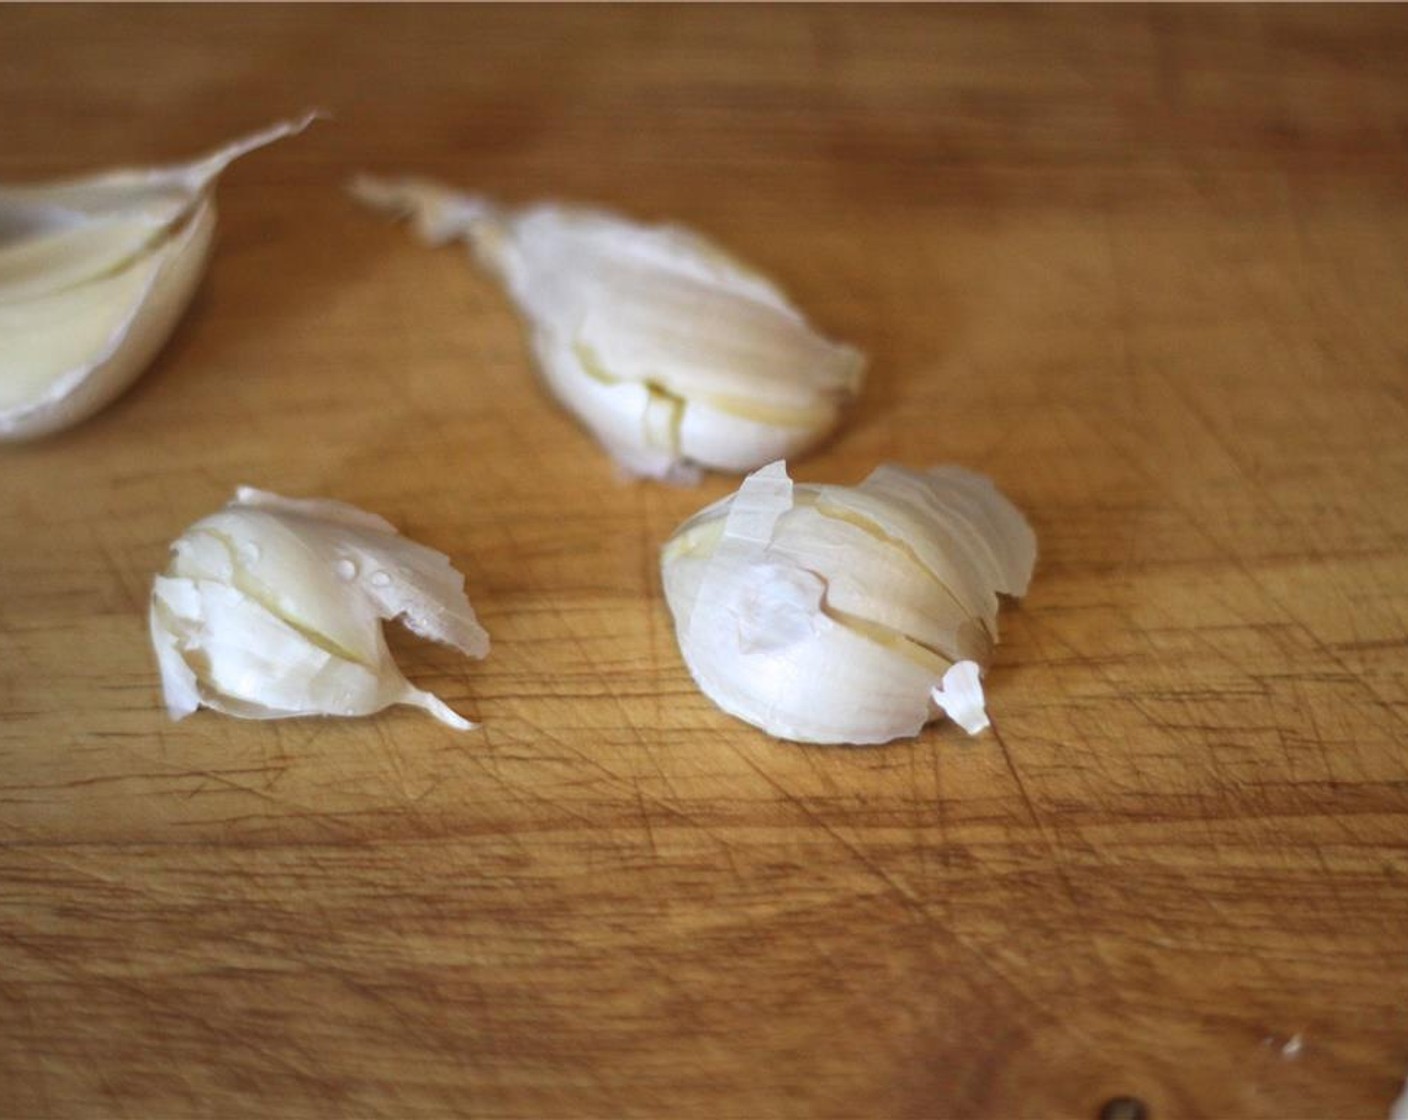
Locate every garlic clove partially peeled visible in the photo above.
<box><xmin>0</xmin><ymin>115</ymin><xmax>316</xmax><ymax>441</ymax></box>
<box><xmin>350</xmin><ymin>176</ymin><xmax>865</xmax><ymax>482</ymax></box>
<box><xmin>150</xmin><ymin>487</ymin><xmax>489</xmax><ymax>730</ymax></box>
<box><xmin>661</xmin><ymin>461</ymin><xmax>1035</xmax><ymax>745</ymax></box>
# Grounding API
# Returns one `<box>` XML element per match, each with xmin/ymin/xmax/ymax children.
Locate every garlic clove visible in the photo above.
<box><xmin>151</xmin><ymin>577</ymin><xmax>425</xmax><ymax>723</ymax></box>
<box><xmin>351</xmin><ymin>175</ymin><xmax>865</xmax><ymax>481</ymax></box>
<box><xmin>0</xmin><ymin>202</ymin><xmax>215</xmax><ymax>433</ymax></box>
<box><xmin>671</xmin><ymin>390</ymin><xmax>845</xmax><ymax>475</ymax></box>
<box><xmin>571</xmin><ymin>271</ymin><xmax>862</xmax><ymax>415</ymax></box>
<box><xmin>0</xmin><ymin>210</ymin><xmax>184</xmax><ymax>302</ymax></box>
<box><xmin>172</xmin><ymin>505</ymin><xmax>384</xmax><ymax>669</ymax></box>
<box><xmin>816</xmin><ymin>464</ymin><xmax>1036</xmax><ymax>642</ymax></box>
<box><xmin>680</xmin><ymin>563</ymin><xmax>944</xmax><ymax>745</ymax></box>
<box><xmin>661</xmin><ymin>460</ymin><xmax>1035</xmax><ymax>745</ymax></box>
<box><xmin>0</xmin><ymin>115</ymin><xmax>315</xmax><ymax>441</ymax></box>
<box><xmin>768</xmin><ymin>503</ymin><xmax>984</xmax><ymax>664</ymax></box>
<box><xmin>227</xmin><ymin>488</ymin><xmax>490</xmax><ymax>657</ymax></box>
<box><xmin>864</xmin><ymin>465</ymin><xmax>1037</xmax><ymax>598</ymax></box>
<box><xmin>151</xmin><ymin>487</ymin><xmax>488</xmax><ymax>729</ymax></box>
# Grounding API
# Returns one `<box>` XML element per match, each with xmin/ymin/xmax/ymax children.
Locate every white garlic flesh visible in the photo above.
<box><xmin>150</xmin><ymin>487</ymin><xmax>489</xmax><ymax>729</ymax></box>
<box><xmin>661</xmin><ymin>461</ymin><xmax>1036</xmax><ymax>744</ymax></box>
<box><xmin>350</xmin><ymin>176</ymin><xmax>865</xmax><ymax>482</ymax></box>
<box><xmin>0</xmin><ymin>115</ymin><xmax>315</xmax><ymax>441</ymax></box>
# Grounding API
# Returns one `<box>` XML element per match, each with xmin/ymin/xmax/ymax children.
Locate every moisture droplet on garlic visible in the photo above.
<box><xmin>350</xmin><ymin>176</ymin><xmax>865</xmax><ymax>483</ymax></box>
<box><xmin>0</xmin><ymin>115</ymin><xmax>316</xmax><ymax>441</ymax></box>
<box><xmin>661</xmin><ymin>461</ymin><xmax>1036</xmax><ymax>744</ymax></box>
<box><xmin>150</xmin><ymin>487</ymin><xmax>489</xmax><ymax>729</ymax></box>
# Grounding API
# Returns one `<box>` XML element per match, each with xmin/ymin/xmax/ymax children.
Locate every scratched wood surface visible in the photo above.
<box><xmin>2</xmin><ymin>6</ymin><xmax>1408</xmax><ymax>1118</ymax></box>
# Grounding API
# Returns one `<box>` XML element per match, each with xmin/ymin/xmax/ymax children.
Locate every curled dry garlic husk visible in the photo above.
<box><xmin>0</xmin><ymin>115</ymin><xmax>315</xmax><ymax>441</ymax></box>
<box><xmin>661</xmin><ymin>461</ymin><xmax>1036</xmax><ymax>744</ymax></box>
<box><xmin>350</xmin><ymin>176</ymin><xmax>865</xmax><ymax>483</ymax></box>
<box><xmin>150</xmin><ymin>487</ymin><xmax>489</xmax><ymax>729</ymax></box>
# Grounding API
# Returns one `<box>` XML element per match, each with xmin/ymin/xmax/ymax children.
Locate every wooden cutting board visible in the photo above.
<box><xmin>3</xmin><ymin>7</ymin><xmax>1406</xmax><ymax>1117</ymax></box>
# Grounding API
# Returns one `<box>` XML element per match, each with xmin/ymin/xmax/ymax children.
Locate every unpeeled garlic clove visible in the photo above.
<box><xmin>150</xmin><ymin>487</ymin><xmax>489</xmax><ymax>729</ymax></box>
<box><xmin>661</xmin><ymin>461</ymin><xmax>1036</xmax><ymax>745</ymax></box>
<box><xmin>350</xmin><ymin>176</ymin><xmax>865</xmax><ymax>482</ymax></box>
<box><xmin>0</xmin><ymin>115</ymin><xmax>316</xmax><ymax>441</ymax></box>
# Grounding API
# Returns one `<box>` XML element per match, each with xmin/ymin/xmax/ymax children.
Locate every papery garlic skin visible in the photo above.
<box><xmin>661</xmin><ymin>461</ymin><xmax>1035</xmax><ymax>745</ymax></box>
<box><xmin>150</xmin><ymin>487</ymin><xmax>489</xmax><ymax>730</ymax></box>
<box><xmin>0</xmin><ymin>116</ymin><xmax>315</xmax><ymax>441</ymax></box>
<box><xmin>351</xmin><ymin>176</ymin><xmax>865</xmax><ymax>482</ymax></box>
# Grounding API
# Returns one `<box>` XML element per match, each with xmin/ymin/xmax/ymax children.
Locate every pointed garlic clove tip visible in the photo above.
<box><xmin>177</xmin><ymin>110</ymin><xmax>323</xmax><ymax>190</ymax></box>
<box><xmin>150</xmin><ymin>487</ymin><xmax>489</xmax><ymax>729</ymax></box>
<box><xmin>0</xmin><ymin>116</ymin><xmax>314</xmax><ymax>442</ymax></box>
<box><xmin>405</xmin><ymin>687</ymin><xmax>479</xmax><ymax>732</ymax></box>
<box><xmin>350</xmin><ymin>176</ymin><xmax>866</xmax><ymax>481</ymax></box>
<box><xmin>661</xmin><ymin>460</ymin><xmax>1034</xmax><ymax>745</ymax></box>
<box><xmin>348</xmin><ymin>174</ymin><xmax>496</xmax><ymax>248</ymax></box>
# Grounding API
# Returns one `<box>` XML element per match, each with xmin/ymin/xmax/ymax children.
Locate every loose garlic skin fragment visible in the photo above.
<box><xmin>150</xmin><ymin>488</ymin><xmax>489</xmax><ymax>730</ymax></box>
<box><xmin>661</xmin><ymin>461</ymin><xmax>1036</xmax><ymax>745</ymax></box>
<box><xmin>0</xmin><ymin>116</ymin><xmax>315</xmax><ymax>441</ymax></box>
<box><xmin>351</xmin><ymin>176</ymin><xmax>865</xmax><ymax>482</ymax></box>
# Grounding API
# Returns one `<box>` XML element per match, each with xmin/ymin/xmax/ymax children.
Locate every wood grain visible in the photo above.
<box><xmin>3</xmin><ymin>5</ymin><xmax>1408</xmax><ymax>1117</ymax></box>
